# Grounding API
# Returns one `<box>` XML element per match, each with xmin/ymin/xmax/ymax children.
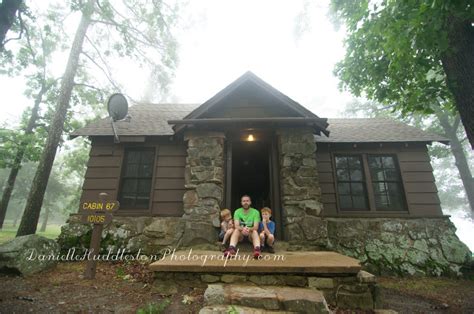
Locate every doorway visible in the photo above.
<box><xmin>225</xmin><ymin>131</ymin><xmax>283</xmax><ymax>239</ymax></box>
<box><xmin>230</xmin><ymin>140</ymin><xmax>270</xmax><ymax>210</ymax></box>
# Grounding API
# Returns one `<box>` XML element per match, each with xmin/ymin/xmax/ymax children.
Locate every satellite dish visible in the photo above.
<box><xmin>107</xmin><ymin>93</ymin><xmax>128</xmax><ymax>121</ymax></box>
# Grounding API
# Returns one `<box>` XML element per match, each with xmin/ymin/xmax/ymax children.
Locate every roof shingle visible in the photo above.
<box><xmin>71</xmin><ymin>104</ymin><xmax>448</xmax><ymax>144</ymax></box>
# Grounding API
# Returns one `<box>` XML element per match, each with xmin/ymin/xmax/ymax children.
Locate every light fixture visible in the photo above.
<box><xmin>247</xmin><ymin>134</ymin><xmax>255</xmax><ymax>141</ymax></box>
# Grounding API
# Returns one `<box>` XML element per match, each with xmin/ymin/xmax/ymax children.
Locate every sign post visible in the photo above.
<box><xmin>80</xmin><ymin>193</ymin><xmax>119</xmax><ymax>279</ymax></box>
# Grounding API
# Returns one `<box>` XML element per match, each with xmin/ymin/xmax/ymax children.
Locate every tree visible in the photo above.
<box><xmin>16</xmin><ymin>0</ymin><xmax>179</xmax><ymax>236</ymax></box>
<box><xmin>0</xmin><ymin>16</ymin><xmax>63</xmax><ymax>228</ymax></box>
<box><xmin>0</xmin><ymin>0</ymin><xmax>24</xmax><ymax>50</ymax></box>
<box><xmin>330</xmin><ymin>1</ymin><xmax>474</xmax><ymax>148</ymax></box>
<box><xmin>343</xmin><ymin>99</ymin><xmax>474</xmax><ymax>217</ymax></box>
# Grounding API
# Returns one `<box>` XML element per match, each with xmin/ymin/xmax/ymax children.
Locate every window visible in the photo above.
<box><xmin>335</xmin><ymin>155</ymin><xmax>369</xmax><ymax>210</ymax></box>
<box><xmin>119</xmin><ymin>148</ymin><xmax>155</xmax><ymax>209</ymax></box>
<box><xmin>334</xmin><ymin>154</ymin><xmax>407</xmax><ymax>211</ymax></box>
<box><xmin>368</xmin><ymin>155</ymin><xmax>406</xmax><ymax>210</ymax></box>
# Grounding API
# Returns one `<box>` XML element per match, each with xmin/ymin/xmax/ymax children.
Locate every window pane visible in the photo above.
<box><xmin>382</xmin><ymin>156</ymin><xmax>395</xmax><ymax>168</ymax></box>
<box><xmin>387</xmin><ymin>183</ymin><xmax>405</xmax><ymax>210</ymax></box>
<box><xmin>137</xmin><ymin>179</ymin><xmax>151</xmax><ymax>194</ymax></box>
<box><xmin>370</xmin><ymin>168</ymin><xmax>384</xmax><ymax>181</ymax></box>
<box><xmin>124</xmin><ymin>164</ymin><xmax>139</xmax><ymax>177</ymax></box>
<box><xmin>373</xmin><ymin>182</ymin><xmax>387</xmax><ymax>194</ymax></box>
<box><xmin>335</xmin><ymin>156</ymin><xmax>347</xmax><ymax>169</ymax></box>
<box><xmin>368</xmin><ymin>156</ymin><xmax>382</xmax><ymax>169</ymax></box>
<box><xmin>139</xmin><ymin>163</ymin><xmax>153</xmax><ymax>177</ymax></box>
<box><xmin>336</xmin><ymin>168</ymin><xmax>349</xmax><ymax>181</ymax></box>
<box><xmin>353</xmin><ymin>196</ymin><xmax>368</xmax><ymax>209</ymax></box>
<box><xmin>141</xmin><ymin>151</ymin><xmax>154</xmax><ymax>165</ymax></box>
<box><xmin>347</xmin><ymin>156</ymin><xmax>361</xmax><ymax>168</ymax></box>
<box><xmin>375</xmin><ymin>193</ymin><xmax>389</xmax><ymax>208</ymax></box>
<box><xmin>337</xmin><ymin>182</ymin><xmax>350</xmax><ymax>194</ymax></box>
<box><xmin>384</xmin><ymin>169</ymin><xmax>398</xmax><ymax>181</ymax></box>
<box><xmin>339</xmin><ymin>195</ymin><xmax>352</xmax><ymax>209</ymax></box>
<box><xmin>351</xmin><ymin>182</ymin><xmax>364</xmax><ymax>194</ymax></box>
<box><xmin>127</xmin><ymin>151</ymin><xmax>140</xmax><ymax>163</ymax></box>
<box><xmin>122</xmin><ymin>179</ymin><xmax>137</xmax><ymax>193</ymax></box>
<box><xmin>349</xmin><ymin>169</ymin><xmax>362</xmax><ymax>181</ymax></box>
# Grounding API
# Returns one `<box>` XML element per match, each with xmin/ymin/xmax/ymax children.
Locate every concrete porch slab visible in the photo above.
<box><xmin>149</xmin><ymin>250</ymin><xmax>361</xmax><ymax>274</ymax></box>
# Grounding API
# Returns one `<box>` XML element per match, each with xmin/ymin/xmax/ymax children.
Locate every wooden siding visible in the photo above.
<box><xmin>316</xmin><ymin>143</ymin><xmax>443</xmax><ymax>217</ymax></box>
<box><xmin>80</xmin><ymin>137</ymin><xmax>186</xmax><ymax>216</ymax></box>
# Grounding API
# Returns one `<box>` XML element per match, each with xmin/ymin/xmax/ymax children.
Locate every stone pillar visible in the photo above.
<box><xmin>181</xmin><ymin>131</ymin><xmax>225</xmax><ymax>246</ymax></box>
<box><xmin>278</xmin><ymin>128</ymin><xmax>326</xmax><ymax>246</ymax></box>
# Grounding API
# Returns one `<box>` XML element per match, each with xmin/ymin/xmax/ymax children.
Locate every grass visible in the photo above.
<box><xmin>0</xmin><ymin>223</ymin><xmax>63</xmax><ymax>244</ymax></box>
<box><xmin>136</xmin><ymin>299</ymin><xmax>171</xmax><ymax>314</ymax></box>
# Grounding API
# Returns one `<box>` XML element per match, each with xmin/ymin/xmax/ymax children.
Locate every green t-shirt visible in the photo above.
<box><xmin>234</xmin><ymin>207</ymin><xmax>260</xmax><ymax>228</ymax></box>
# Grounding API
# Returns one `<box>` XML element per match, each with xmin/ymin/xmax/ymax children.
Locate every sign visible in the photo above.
<box><xmin>80</xmin><ymin>200</ymin><xmax>119</xmax><ymax>213</ymax></box>
<box><xmin>80</xmin><ymin>197</ymin><xmax>119</xmax><ymax>279</ymax></box>
<box><xmin>80</xmin><ymin>212</ymin><xmax>113</xmax><ymax>224</ymax></box>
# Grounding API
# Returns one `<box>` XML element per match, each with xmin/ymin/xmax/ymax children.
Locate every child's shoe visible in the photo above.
<box><xmin>224</xmin><ymin>246</ymin><xmax>236</xmax><ymax>257</ymax></box>
<box><xmin>267</xmin><ymin>246</ymin><xmax>275</xmax><ymax>254</ymax></box>
<box><xmin>253</xmin><ymin>246</ymin><xmax>261</xmax><ymax>259</ymax></box>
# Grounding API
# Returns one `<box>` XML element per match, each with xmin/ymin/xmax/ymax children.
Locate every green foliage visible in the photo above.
<box><xmin>136</xmin><ymin>299</ymin><xmax>171</xmax><ymax>314</ymax></box>
<box><xmin>330</xmin><ymin>0</ymin><xmax>472</xmax><ymax>116</ymax></box>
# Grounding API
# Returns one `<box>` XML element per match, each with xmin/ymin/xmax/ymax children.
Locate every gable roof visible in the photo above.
<box><xmin>182</xmin><ymin>71</ymin><xmax>318</xmax><ymax>120</ymax></box>
<box><xmin>314</xmin><ymin>118</ymin><xmax>449</xmax><ymax>144</ymax></box>
<box><xmin>71</xmin><ymin>105</ymin><xmax>448</xmax><ymax>144</ymax></box>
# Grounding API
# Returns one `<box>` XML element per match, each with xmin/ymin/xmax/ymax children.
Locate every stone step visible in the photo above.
<box><xmin>200</xmin><ymin>305</ymin><xmax>296</xmax><ymax>313</ymax></box>
<box><xmin>203</xmin><ymin>283</ymin><xmax>331</xmax><ymax>313</ymax></box>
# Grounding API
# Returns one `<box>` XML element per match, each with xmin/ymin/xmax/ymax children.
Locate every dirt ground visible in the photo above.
<box><xmin>1</xmin><ymin>262</ymin><xmax>473</xmax><ymax>313</ymax></box>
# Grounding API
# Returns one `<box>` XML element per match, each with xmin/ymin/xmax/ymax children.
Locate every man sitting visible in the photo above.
<box><xmin>224</xmin><ymin>195</ymin><xmax>261</xmax><ymax>258</ymax></box>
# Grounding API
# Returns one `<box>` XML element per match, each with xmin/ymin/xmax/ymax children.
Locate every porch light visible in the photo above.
<box><xmin>247</xmin><ymin>134</ymin><xmax>255</xmax><ymax>141</ymax></box>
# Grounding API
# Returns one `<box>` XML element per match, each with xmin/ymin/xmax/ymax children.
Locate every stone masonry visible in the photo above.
<box><xmin>181</xmin><ymin>131</ymin><xmax>225</xmax><ymax>246</ymax></box>
<box><xmin>278</xmin><ymin>128</ymin><xmax>325</xmax><ymax>246</ymax></box>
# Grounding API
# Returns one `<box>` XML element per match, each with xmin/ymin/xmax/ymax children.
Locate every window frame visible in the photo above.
<box><xmin>334</xmin><ymin>154</ymin><xmax>370</xmax><ymax>211</ymax></box>
<box><xmin>367</xmin><ymin>154</ymin><xmax>408</xmax><ymax>211</ymax></box>
<box><xmin>118</xmin><ymin>147</ymin><xmax>156</xmax><ymax>211</ymax></box>
<box><xmin>332</xmin><ymin>152</ymin><xmax>408</xmax><ymax>213</ymax></box>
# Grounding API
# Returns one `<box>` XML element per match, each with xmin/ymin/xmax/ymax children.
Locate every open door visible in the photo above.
<box><xmin>225</xmin><ymin>131</ymin><xmax>282</xmax><ymax>239</ymax></box>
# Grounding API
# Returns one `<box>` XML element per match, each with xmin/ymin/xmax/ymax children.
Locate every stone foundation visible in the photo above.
<box><xmin>57</xmin><ymin>215</ymin><xmax>186</xmax><ymax>255</ymax></box>
<box><xmin>58</xmin><ymin>215</ymin><xmax>471</xmax><ymax>276</ymax></box>
<box><xmin>324</xmin><ymin>217</ymin><xmax>472</xmax><ymax>276</ymax></box>
<box><xmin>154</xmin><ymin>270</ymin><xmax>379</xmax><ymax>310</ymax></box>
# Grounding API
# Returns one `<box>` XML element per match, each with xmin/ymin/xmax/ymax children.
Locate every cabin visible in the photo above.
<box><xmin>64</xmin><ymin>71</ymin><xmax>471</xmax><ymax>276</ymax></box>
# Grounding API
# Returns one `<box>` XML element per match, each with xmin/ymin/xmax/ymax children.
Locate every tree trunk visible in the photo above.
<box><xmin>436</xmin><ymin>111</ymin><xmax>474</xmax><ymax>216</ymax></box>
<box><xmin>0</xmin><ymin>84</ymin><xmax>47</xmax><ymax>229</ymax></box>
<box><xmin>16</xmin><ymin>1</ymin><xmax>94</xmax><ymax>237</ymax></box>
<box><xmin>441</xmin><ymin>17</ymin><xmax>474</xmax><ymax>149</ymax></box>
<box><xmin>0</xmin><ymin>0</ymin><xmax>22</xmax><ymax>50</ymax></box>
<box><xmin>39</xmin><ymin>207</ymin><xmax>49</xmax><ymax>232</ymax></box>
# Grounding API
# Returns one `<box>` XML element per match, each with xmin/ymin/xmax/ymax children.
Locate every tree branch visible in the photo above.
<box><xmin>73</xmin><ymin>82</ymin><xmax>104</xmax><ymax>92</ymax></box>
<box><xmin>81</xmin><ymin>49</ymin><xmax>119</xmax><ymax>90</ymax></box>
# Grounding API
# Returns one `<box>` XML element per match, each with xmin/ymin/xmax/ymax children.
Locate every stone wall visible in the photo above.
<box><xmin>57</xmin><ymin>215</ymin><xmax>184</xmax><ymax>255</ymax></box>
<box><xmin>324</xmin><ymin>217</ymin><xmax>471</xmax><ymax>276</ymax></box>
<box><xmin>277</xmin><ymin>128</ymin><xmax>325</xmax><ymax>244</ymax></box>
<box><xmin>181</xmin><ymin>131</ymin><xmax>225</xmax><ymax>246</ymax></box>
